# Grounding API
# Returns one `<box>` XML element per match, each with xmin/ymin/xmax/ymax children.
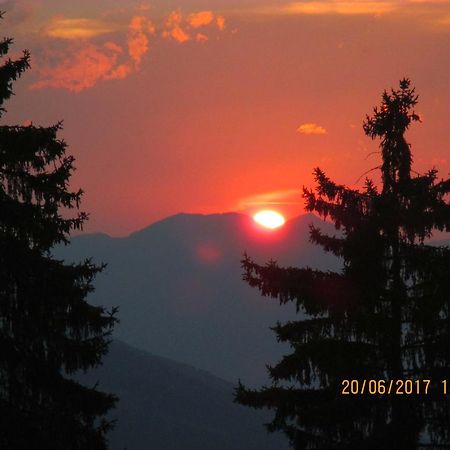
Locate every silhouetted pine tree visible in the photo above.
<box><xmin>235</xmin><ymin>79</ymin><xmax>450</xmax><ymax>449</ymax></box>
<box><xmin>0</xmin><ymin>15</ymin><xmax>117</xmax><ymax>449</ymax></box>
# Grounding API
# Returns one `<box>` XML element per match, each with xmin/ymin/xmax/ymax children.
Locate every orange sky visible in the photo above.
<box><xmin>2</xmin><ymin>0</ymin><xmax>450</xmax><ymax>235</ymax></box>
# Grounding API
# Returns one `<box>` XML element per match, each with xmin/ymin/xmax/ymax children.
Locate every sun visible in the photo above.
<box><xmin>253</xmin><ymin>210</ymin><xmax>286</xmax><ymax>229</ymax></box>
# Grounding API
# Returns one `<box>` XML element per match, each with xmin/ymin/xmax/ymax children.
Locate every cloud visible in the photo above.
<box><xmin>162</xmin><ymin>9</ymin><xmax>226</xmax><ymax>43</ymax></box>
<box><xmin>43</xmin><ymin>17</ymin><xmax>116</xmax><ymax>40</ymax></box>
<box><xmin>240</xmin><ymin>189</ymin><xmax>302</xmax><ymax>206</ymax></box>
<box><xmin>235</xmin><ymin>0</ymin><xmax>450</xmax><ymax>24</ymax></box>
<box><xmin>162</xmin><ymin>10</ymin><xmax>190</xmax><ymax>43</ymax></box>
<box><xmin>30</xmin><ymin>42</ymin><xmax>124</xmax><ymax>92</ymax></box>
<box><xmin>105</xmin><ymin>63</ymin><xmax>132</xmax><ymax>81</ymax></box>
<box><xmin>31</xmin><ymin>13</ymin><xmax>157</xmax><ymax>92</ymax></box>
<box><xmin>216</xmin><ymin>15</ymin><xmax>226</xmax><ymax>30</ymax></box>
<box><xmin>31</xmin><ymin>8</ymin><xmax>227</xmax><ymax>91</ymax></box>
<box><xmin>128</xmin><ymin>15</ymin><xmax>155</xmax><ymax>67</ymax></box>
<box><xmin>242</xmin><ymin>1</ymin><xmax>398</xmax><ymax>17</ymax></box>
<box><xmin>408</xmin><ymin>0</ymin><xmax>450</xmax><ymax>3</ymax></box>
<box><xmin>289</xmin><ymin>1</ymin><xmax>396</xmax><ymax>15</ymax></box>
<box><xmin>187</xmin><ymin>11</ymin><xmax>215</xmax><ymax>28</ymax></box>
<box><xmin>103</xmin><ymin>41</ymin><xmax>123</xmax><ymax>53</ymax></box>
<box><xmin>297</xmin><ymin>123</ymin><xmax>328</xmax><ymax>135</ymax></box>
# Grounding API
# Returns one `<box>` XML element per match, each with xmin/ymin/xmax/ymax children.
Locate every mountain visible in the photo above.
<box><xmin>54</xmin><ymin>212</ymin><xmax>341</xmax><ymax>385</ymax></box>
<box><xmin>58</xmin><ymin>212</ymin><xmax>449</xmax><ymax>449</ymax></box>
<box><xmin>78</xmin><ymin>340</ymin><xmax>287</xmax><ymax>450</ymax></box>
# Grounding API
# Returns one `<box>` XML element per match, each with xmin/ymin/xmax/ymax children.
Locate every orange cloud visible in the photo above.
<box><xmin>408</xmin><ymin>0</ymin><xmax>450</xmax><ymax>3</ymax></box>
<box><xmin>297</xmin><ymin>123</ymin><xmax>328</xmax><ymax>135</ymax></box>
<box><xmin>32</xmin><ymin>13</ymin><xmax>158</xmax><ymax>92</ymax></box>
<box><xmin>162</xmin><ymin>10</ymin><xmax>190</xmax><ymax>43</ymax></box>
<box><xmin>30</xmin><ymin>42</ymin><xmax>124</xmax><ymax>92</ymax></box>
<box><xmin>43</xmin><ymin>17</ymin><xmax>116</xmax><ymax>40</ymax></box>
<box><xmin>105</xmin><ymin>63</ymin><xmax>132</xmax><ymax>80</ymax></box>
<box><xmin>248</xmin><ymin>1</ymin><xmax>397</xmax><ymax>17</ymax></box>
<box><xmin>239</xmin><ymin>189</ymin><xmax>302</xmax><ymax>207</ymax></box>
<box><xmin>187</xmin><ymin>11</ymin><xmax>215</xmax><ymax>28</ymax></box>
<box><xmin>216</xmin><ymin>15</ymin><xmax>226</xmax><ymax>30</ymax></box>
<box><xmin>128</xmin><ymin>15</ymin><xmax>155</xmax><ymax>67</ymax></box>
<box><xmin>32</xmin><ymin>9</ymin><xmax>227</xmax><ymax>91</ymax></box>
<box><xmin>162</xmin><ymin>10</ymin><xmax>226</xmax><ymax>43</ymax></box>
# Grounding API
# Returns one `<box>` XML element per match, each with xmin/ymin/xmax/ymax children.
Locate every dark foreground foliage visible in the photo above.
<box><xmin>236</xmin><ymin>79</ymin><xmax>450</xmax><ymax>449</ymax></box>
<box><xmin>0</xmin><ymin>14</ymin><xmax>117</xmax><ymax>450</ymax></box>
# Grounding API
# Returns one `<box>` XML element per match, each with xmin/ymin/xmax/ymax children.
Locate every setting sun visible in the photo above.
<box><xmin>253</xmin><ymin>210</ymin><xmax>286</xmax><ymax>229</ymax></box>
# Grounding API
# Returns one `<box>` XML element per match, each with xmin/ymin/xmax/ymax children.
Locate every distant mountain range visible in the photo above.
<box><xmin>55</xmin><ymin>212</ymin><xmax>340</xmax><ymax>386</ymax></box>
<box><xmin>79</xmin><ymin>340</ymin><xmax>287</xmax><ymax>450</ymax></box>
<box><xmin>57</xmin><ymin>212</ymin><xmax>449</xmax><ymax>449</ymax></box>
<box><xmin>56</xmin><ymin>212</ymin><xmax>342</xmax><ymax>449</ymax></box>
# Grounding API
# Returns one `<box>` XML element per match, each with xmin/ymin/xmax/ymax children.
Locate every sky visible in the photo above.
<box><xmin>1</xmin><ymin>0</ymin><xmax>450</xmax><ymax>236</ymax></box>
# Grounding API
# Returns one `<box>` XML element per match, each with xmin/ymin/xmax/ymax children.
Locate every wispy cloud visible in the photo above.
<box><xmin>246</xmin><ymin>1</ymin><xmax>397</xmax><ymax>17</ymax></box>
<box><xmin>288</xmin><ymin>1</ymin><xmax>395</xmax><ymax>15</ymax></box>
<box><xmin>42</xmin><ymin>17</ymin><xmax>116</xmax><ymax>40</ymax></box>
<box><xmin>232</xmin><ymin>0</ymin><xmax>450</xmax><ymax>27</ymax></box>
<box><xmin>239</xmin><ymin>189</ymin><xmax>302</xmax><ymax>207</ymax></box>
<box><xmin>297</xmin><ymin>123</ymin><xmax>327</xmax><ymax>135</ymax></box>
<box><xmin>408</xmin><ymin>0</ymin><xmax>450</xmax><ymax>3</ymax></box>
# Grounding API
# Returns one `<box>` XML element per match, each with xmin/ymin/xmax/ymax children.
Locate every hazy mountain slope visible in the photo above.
<box><xmin>79</xmin><ymin>340</ymin><xmax>287</xmax><ymax>450</ymax></box>
<box><xmin>55</xmin><ymin>212</ymin><xmax>340</xmax><ymax>385</ymax></box>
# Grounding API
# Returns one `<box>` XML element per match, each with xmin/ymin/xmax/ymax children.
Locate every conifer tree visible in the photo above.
<box><xmin>0</xmin><ymin>15</ymin><xmax>117</xmax><ymax>449</ymax></box>
<box><xmin>235</xmin><ymin>79</ymin><xmax>450</xmax><ymax>449</ymax></box>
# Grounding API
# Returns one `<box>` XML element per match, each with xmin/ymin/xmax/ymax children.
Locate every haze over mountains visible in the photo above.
<box><xmin>55</xmin><ymin>212</ymin><xmax>340</xmax><ymax>385</ymax></box>
<box><xmin>57</xmin><ymin>212</ymin><xmax>449</xmax><ymax>448</ymax></box>
<box><xmin>79</xmin><ymin>340</ymin><xmax>287</xmax><ymax>450</ymax></box>
<box><xmin>57</xmin><ymin>211</ymin><xmax>449</xmax><ymax>384</ymax></box>
<box><xmin>55</xmin><ymin>212</ymin><xmax>343</xmax><ymax>448</ymax></box>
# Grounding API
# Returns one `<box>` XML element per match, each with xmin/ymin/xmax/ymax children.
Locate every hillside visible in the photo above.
<box><xmin>78</xmin><ymin>340</ymin><xmax>287</xmax><ymax>450</ymax></box>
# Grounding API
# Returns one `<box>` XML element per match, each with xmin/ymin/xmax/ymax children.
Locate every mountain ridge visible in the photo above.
<box><xmin>79</xmin><ymin>339</ymin><xmax>287</xmax><ymax>450</ymax></box>
<box><xmin>52</xmin><ymin>211</ymin><xmax>342</xmax><ymax>385</ymax></box>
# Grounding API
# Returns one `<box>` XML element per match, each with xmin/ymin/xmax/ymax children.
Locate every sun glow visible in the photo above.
<box><xmin>253</xmin><ymin>210</ymin><xmax>286</xmax><ymax>229</ymax></box>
